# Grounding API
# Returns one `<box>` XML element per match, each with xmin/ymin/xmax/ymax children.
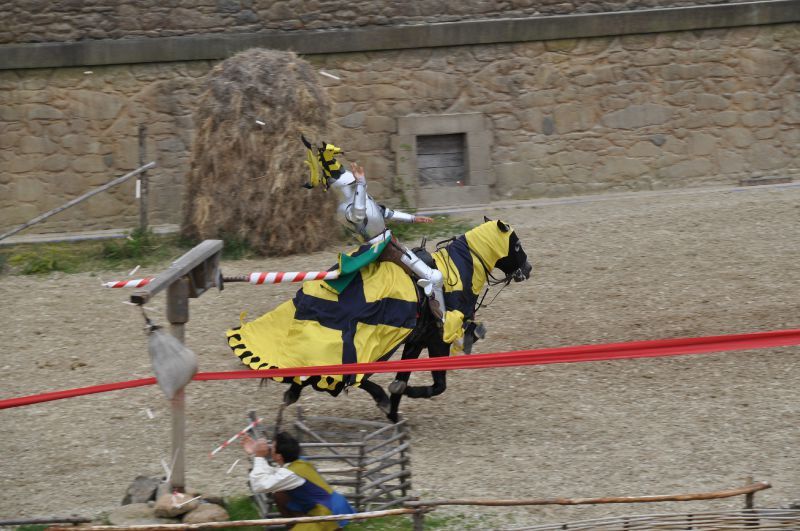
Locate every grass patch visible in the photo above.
<box><xmin>345</xmin><ymin>512</ymin><xmax>470</xmax><ymax>530</ymax></box>
<box><xmin>0</xmin><ymin>229</ymin><xmax>194</xmax><ymax>276</ymax></box>
<box><xmin>215</xmin><ymin>496</ymin><xmax>263</xmax><ymax>531</ymax></box>
<box><xmin>0</xmin><ymin>215</ymin><xmax>474</xmax><ymax>278</ymax></box>
<box><xmin>217</xmin><ymin>495</ymin><xmax>479</xmax><ymax>530</ymax></box>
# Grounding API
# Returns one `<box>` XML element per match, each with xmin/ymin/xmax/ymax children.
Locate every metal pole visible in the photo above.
<box><xmin>166</xmin><ymin>277</ymin><xmax>190</xmax><ymax>493</ymax></box>
<box><xmin>138</xmin><ymin>125</ymin><xmax>149</xmax><ymax>232</ymax></box>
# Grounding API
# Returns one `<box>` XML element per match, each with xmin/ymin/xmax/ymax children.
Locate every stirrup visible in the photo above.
<box><xmin>427</xmin><ymin>297</ymin><xmax>444</xmax><ymax>322</ymax></box>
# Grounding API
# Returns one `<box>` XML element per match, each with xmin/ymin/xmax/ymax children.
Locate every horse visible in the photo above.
<box><xmin>226</xmin><ymin>218</ymin><xmax>532</xmax><ymax>421</ymax></box>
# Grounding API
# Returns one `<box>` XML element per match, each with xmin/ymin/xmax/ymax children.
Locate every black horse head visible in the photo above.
<box><xmin>485</xmin><ymin>217</ymin><xmax>532</xmax><ymax>283</ymax></box>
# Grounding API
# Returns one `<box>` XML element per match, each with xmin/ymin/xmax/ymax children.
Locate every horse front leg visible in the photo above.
<box><xmin>358</xmin><ymin>379</ymin><xmax>391</xmax><ymax>416</ymax></box>
<box><xmin>282</xmin><ymin>381</ymin><xmax>304</xmax><ymax>405</ymax></box>
<box><xmin>387</xmin><ymin>340</ymin><xmax>425</xmax><ymax>423</ymax></box>
<box><xmin>400</xmin><ymin>339</ymin><xmax>449</xmax><ymax>399</ymax></box>
<box><xmin>403</xmin><ymin>369</ymin><xmax>446</xmax><ymax>398</ymax></box>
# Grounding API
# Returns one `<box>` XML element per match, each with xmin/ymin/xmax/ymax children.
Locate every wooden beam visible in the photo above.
<box><xmin>46</xmin><ymin>508</ymin><xmax>420</xmax><ymax>530</ymax></box>
<box><xmin>406</xmin><ymin>481</ymin><xmax>771</xmax><ymax>507</ymax></box>
<box><xmin>130</xmin><ymin>240</ymin><xmax>222</xmax><ymax>304</ymax></box>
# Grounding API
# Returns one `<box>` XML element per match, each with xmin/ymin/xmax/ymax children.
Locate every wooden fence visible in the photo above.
<box><xmin>247</xmin><ymin>408</ymin><xmax>412</xmax><ymax>519</ymax></box>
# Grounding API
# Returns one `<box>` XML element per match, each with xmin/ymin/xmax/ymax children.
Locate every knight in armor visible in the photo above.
<box><xmin>302</xmin><ymin>136</ymin><xmax>447</xmax><ymax>321</ymax></box>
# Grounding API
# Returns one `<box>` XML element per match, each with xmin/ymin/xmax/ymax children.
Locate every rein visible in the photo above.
<box><xmin>435</xmin><ymin>236</ymin><xmax>516</xmax><ymax>315</ymax></box>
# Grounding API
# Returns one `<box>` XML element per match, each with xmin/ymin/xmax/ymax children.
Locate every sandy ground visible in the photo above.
<box><xmin>1</xmin><ymin>183</ymin><xmax>799</xmax><ymax>529</ymax></box>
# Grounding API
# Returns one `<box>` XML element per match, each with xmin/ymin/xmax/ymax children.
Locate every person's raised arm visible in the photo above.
<box><xmin>349</xmin><ymin>162</ymin><xmax>368</xmax><ymax>223</ymax></box>
<box><xmin>242</xmin><ymin>435</ymin><xmax>305</xmax><ymax>493</ymax></box>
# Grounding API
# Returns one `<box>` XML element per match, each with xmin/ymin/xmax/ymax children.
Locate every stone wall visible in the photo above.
<box><xmin>0</xmin><ymin>62</ymin><xmax>213</xmax><ymax>234</ymax></box>
<box><xmin>321</xmin><ymin>23</ymin><xmax>799</xmax><ymax>201</ymax></box>
<box><xmin>2</xmin><ymin>0</ymin><xmax>747</xmax><ymax>44</ymax></box>
<box><xmin>1</xmin><ymin>18</ymin><xmax>798</xmax><ymax>236</ymax></box>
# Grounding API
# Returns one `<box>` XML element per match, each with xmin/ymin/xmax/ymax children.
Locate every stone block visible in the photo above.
<box><xmin>657</xmin><ymin>159</ymin><xmax>714</xmax><ymax>180</ymax></box>
<box><xmin>0</xmin><ymin>131</ymin><xmax>20</xmax><ymax>149</ymax></box>
<box><xmin>741</xmin><ymin>111</ymin><xmax>776</xmax><ymax>128</ymax></box>
<box><xmin>182</xmin><ymin>504</ymin><xmax>229</xmax><ymax>524</ymax></box>
<box><xmin>712</xmin><ymin>111</ymin><xmax>738</xmax><ymax>127</ymax></box>
<box><xmin>748</xmin><ymin>143</ymin><xmax>789</xmax><ymax>171</ymax></box>
<box><xmin>338</xmin><ymin>111</ymin><xmax>366</xmax><ymax>129</ymax></box>
<box><xmin>724</xmin><ymin>127</ymin><xmax>754</xmax><ymax>148</ymax></box>
<box><xmin>364</xmin><ymin>115</ymin><xmax>396</xmax><ymax>133</ymax></box>
<box><xmin>113</xmin><ymin>138</ymin><xmax>140</xmax><ymax>170</ymax></box>
<box><xmin>544</xmin><ymin>39</ymin><xmax>578</xmax><ymax>52</ymax></box>
<box><xmin>154</xmin><ymin>492</ymin><xmax>200</xmax><ymax>518</ymax></box>
<box><xmin>40</xmin><ymin>154</ymin><xmax>70</xmax><ymax>172</ymax></box>
<box><xmin>518</xmin><ymin>141</ymin><xmax>549</xmax><ymax>161</ymax></box>
<box><xmin>687</xmin><ymin>133</ymin><xmax>717</xmax><ymax>156</ymax></box>
<box><xmin>717</xmin><ymin>150</ymin><xmax>747</xmax><ymax>174</ymax></box>
<box><xmin>62</xmin><ymin>134</ymin><xmax>102</xmax><ymax>155</ymax></box>
<box><xmin>754</xmin><ymin>127</ymin><xmax>777</xmax><ymax>140</ymax></box>
<box><xmin>108</xmin><ymin>503</ymin><xmax>178</xmax><ymax>526</ymax></box>
<box><xmin>696</xmin><ymin>94</ymin><xmax>729</xmax><ymax>111</ymax></box>
<box><xmin>15</xmin><ymin>176</ymin><xmax>45</xmax><ymax>202</ymax></box>
<box><xmin>596</xmin><ymin>156</ymin><xmax>649</xmax><ymax>181</ymax></box>
<box><xmin>553</xmin><ymin>103</ymin><xmax>596</xmax><ymax>133</ymax></box>
<box><xmin>629</xmin><ymin>141</ymin><xmax>661</xmax><ymax>157</ymax></box>
<box><xmin>601</xmin><ymin>104</ymin><xmax>673</xmax><ymax>130</ymax></box>
<box><xmin>6</xmin><ymin>155</ymin><xmax>39</xmax><ymax>173</ymax></box>
<box><xmin>25</xmin><ymin>104</ymin><xmax>64</xmax><ymax>120</ymax></box>
<box><xmin>72</xmin><ymin>155</ymin><xmax>108</xmax><ymax>173</ymax></box>
<box><xmin>495</xmin><ymin>162</ymin><xmax>532</xmax><ymax>190</ymax></box>
<box><xmin>19</xmin><ymin>136</ymin><xmax>58</xmax><ymax>154</ymax></box>
<box><xmin>662</xmin><ymin>137</ymin><xmax>687</xmax><ymax>155</ymax></box>
<box><xmin>122</xmin><ymin>476</ymin><xmax>162</xmax><ymax>505</ymax></box>
<box><xmin>630</xmin><ymin>49</ymin><xmax>673</xmax><ymax>67</ymax></box>
<box><xmin>740</xmin><ymin>49</ymin><xmax>789</xmax><ymax>76</ymax></box>
<box><xmin>493</xmin><ymin>114</ymin><xmax>521</xmax><ymax>130</ymax></box>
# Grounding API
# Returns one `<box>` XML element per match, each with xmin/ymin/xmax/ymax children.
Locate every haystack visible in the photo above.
<box><xmin>182</xmin><ymin>49</ymin><xmax>337</xmax><ymax>255</ymax></box>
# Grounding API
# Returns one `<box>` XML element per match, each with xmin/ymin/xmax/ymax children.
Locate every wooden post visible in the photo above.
<box><xmin>744</xmin><ymin>476</ymin><xmax>755</xmax><ymax>509</ymax></box>
<box><xmin>138</xmin><ymin>125</ymin><xmax>149</xmax><ymax>232</ymax></box>
<box><xmin>356</xmin><ymin>430</ymin><xmax>365</xmax><ymax>512</ymax></box>
<box><xmin>166</xmin><ymin>277</ymin><xmax>190</xmax><ymax>493</ymax></box>
<box><xmin>412</xmin><ymin>508</ymin><xmax>425</xmax><ymax>531</ymax></box>
<box><xmin>399</xmin><ymin>424</ymin><xmax>409</xmax><ymax>499</ymax></box>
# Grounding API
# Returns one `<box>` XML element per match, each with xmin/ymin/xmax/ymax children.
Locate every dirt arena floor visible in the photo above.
<box><xmin>1</xmin><ymin>183</ymin><xmax>799</xmax><ymax>529</ymax></box>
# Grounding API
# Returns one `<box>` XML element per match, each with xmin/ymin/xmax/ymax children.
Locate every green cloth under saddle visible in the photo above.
<box><xmin>324</xmin><ymin>236</ymin><xmax>390</xmax><ymax>293</ymax></box>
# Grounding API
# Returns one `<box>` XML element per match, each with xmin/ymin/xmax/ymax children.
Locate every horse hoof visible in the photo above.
<box><xmin>388</xmin><ymin>380</ymin><xmax>407</xmax><ymax>395</ymax></box>
<box><xmin>387</xmin><ymin>411</ymin><xmax>400</xmax><ymax>423</ymax></box>
<box><xmin>377</xmin><ymin>398</ymin><xmax>392</xmax><ymax>416</ymax></box>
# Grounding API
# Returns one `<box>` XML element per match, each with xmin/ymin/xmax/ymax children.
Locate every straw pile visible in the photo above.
<box><xmin>182</xmin><ymin>48</ymin><xmax>337</xmax><ymax>255</ymax></box>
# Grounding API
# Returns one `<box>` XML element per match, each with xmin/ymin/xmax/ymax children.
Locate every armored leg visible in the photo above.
<box><xmin>398</xmin><ymin>248</ymin><xmax>446</xmax><ymax>322</ymax></box>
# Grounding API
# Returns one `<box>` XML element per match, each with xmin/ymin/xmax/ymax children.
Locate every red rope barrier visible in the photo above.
<box><xmin>2</xmin><ymin>328</ymin><xmax>799</xmax><ymax>410</ymax></box>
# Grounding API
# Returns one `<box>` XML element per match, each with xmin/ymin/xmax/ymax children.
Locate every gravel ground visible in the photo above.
<box><xmin>1</xmin><ymin>183</ymin><xmax>799</xmax><ymax>529</ymax></box>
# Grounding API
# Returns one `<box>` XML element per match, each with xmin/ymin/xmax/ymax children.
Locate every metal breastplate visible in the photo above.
<box><xmin>336</xmin><ymin>195</ymin><xmax>387</xmax><ymax>243</ymax></box>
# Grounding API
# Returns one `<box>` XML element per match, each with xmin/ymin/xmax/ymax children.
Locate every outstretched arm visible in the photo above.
<box><xmin>384</xmin><ymin>208</ymin><xmax>433</xmax><ymax>223</ymax></box>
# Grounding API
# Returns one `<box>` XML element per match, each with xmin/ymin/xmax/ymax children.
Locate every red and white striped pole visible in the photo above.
<box><xmin>102</xmin><ymin>277</ymin><xmax>155</xmax><ymax>288</ymax></box>
<box><xmin>102</xmin><ymin>270</ymin><xmax>340</xmax><ymax>288</ymax></box>
<box><xmin>242</xmin><ymin>270</ymin><xmax>339</xmax><ymax>285</ymax></box>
